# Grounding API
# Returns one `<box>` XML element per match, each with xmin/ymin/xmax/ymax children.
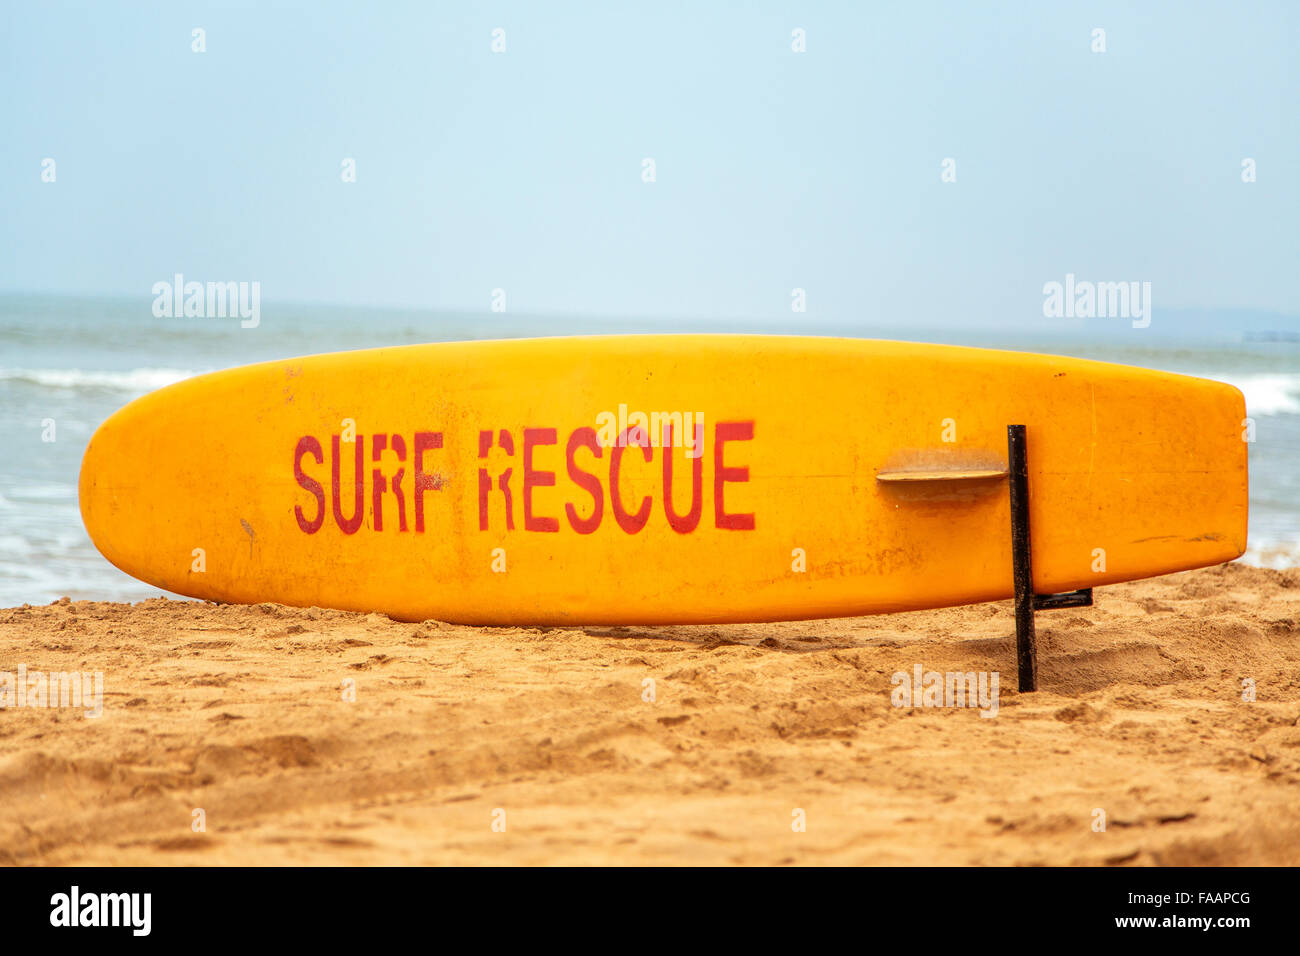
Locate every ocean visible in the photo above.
<box><xmin>2</xmin><ymin>293</ymin><xmax>1297</xmax><ymax>607</ymax></box>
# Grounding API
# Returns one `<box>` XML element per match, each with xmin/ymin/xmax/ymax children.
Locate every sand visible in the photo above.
<box><xmin>1</xmin><ymin>562</ymin><xmax>1297</xmax><ymax>866</ymax></box>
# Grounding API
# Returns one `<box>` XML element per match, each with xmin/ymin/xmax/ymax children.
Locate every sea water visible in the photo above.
<box><xmin>1</xmin><ymin>293</ymin><xmax>1296</xmax><ymax>607</ymax></box>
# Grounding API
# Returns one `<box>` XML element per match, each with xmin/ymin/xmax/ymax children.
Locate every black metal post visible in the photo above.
<box><xmin>1007</xmin><ymin>425</ymin><xmax>1037</xmax><ymax>692</ymax></box>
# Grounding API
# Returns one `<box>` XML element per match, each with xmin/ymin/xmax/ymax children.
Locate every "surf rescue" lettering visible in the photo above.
<box><xmin>291</xmin><ymin>422</ymin><xmax>755</xmax><ymax>535</ymax></box>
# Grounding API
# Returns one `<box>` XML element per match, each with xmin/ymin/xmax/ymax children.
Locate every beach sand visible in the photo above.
<box><xmin>1</xmin><ymin>562</ymin><xmax>1297</xmax><ymax>866</ymax></box>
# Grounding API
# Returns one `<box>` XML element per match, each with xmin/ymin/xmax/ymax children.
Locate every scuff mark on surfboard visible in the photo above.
<box><xmin>282</xmin><ymin>365</ymin><xmax>301</xmax><ymax>404</ymax></box>
<box><xmin>1131</xmin><ymin>532</ymin><xmax>1223</xmax><ymax>545</ymax></box>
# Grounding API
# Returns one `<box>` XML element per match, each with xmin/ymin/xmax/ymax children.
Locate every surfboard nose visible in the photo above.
<box><xmin>79</xmin><ymin>389</ymin><xmax>193</xmax><ymax>593</ymax></box>
<box><xmin>79</xmin><ymin>406</ymin><xmax>138</xmax><ymax>580</ymax></box>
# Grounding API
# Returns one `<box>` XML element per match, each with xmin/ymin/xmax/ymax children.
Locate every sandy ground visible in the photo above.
<box><xmin>1</xmin><ymin>562</ymin><xmax>1297</xmax><ymax>866</ymax></box>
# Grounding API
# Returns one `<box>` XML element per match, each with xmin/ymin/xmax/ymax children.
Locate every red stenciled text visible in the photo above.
<box><xmin>292</xmin><ymin>421</ymin><xmax>754</xmax><ymax>535</ymax></box>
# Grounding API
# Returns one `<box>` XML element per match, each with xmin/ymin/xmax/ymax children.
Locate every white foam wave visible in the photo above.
<box><xmin>1241</xmin><ymin>540</ymin><xmax>1300</xmax><ymax>570</ymax></box>
<box><xmin>0</xmin><ymin>535</ymin><xmax>34</xmax><ymax>556</ymax></box>
<box><xmin>6</xmin><ymin>484</ymin><xmax>77</xmax><ymax>501</ymax></box>
<box><xmin>1203</xmin><ymin>372</ymin><xmax>1300</xmax><ymax>416</ymax></box>
<box><xmin>0</xmin><ymin>367</ymin><xmax>200</xmax><ymax>392</ymax></box>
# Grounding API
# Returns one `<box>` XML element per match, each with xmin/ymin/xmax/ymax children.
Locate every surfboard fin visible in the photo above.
<box><xmin>875</xmin><ymin>467</ymin><xmax>1008</xmax><ymax>483</ymax></box>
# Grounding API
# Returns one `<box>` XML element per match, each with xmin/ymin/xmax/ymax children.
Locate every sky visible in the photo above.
<box><xmin>1</xmin><ymin>1</ymin><xmax>1296</xmax><ymax>327</ymax></box>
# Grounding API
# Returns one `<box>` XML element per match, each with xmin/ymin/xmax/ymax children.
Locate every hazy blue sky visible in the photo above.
<box><xmin>2</xmin><ymin>1</ymin><xmax>1296</xmax><ymax>326</ymax></box>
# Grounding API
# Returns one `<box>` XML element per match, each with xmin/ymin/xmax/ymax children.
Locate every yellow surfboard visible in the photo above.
<box><xmin>78</xmin><ymin>336</ymin><xmax>1248</xmax><ymax>624</ymax></box>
